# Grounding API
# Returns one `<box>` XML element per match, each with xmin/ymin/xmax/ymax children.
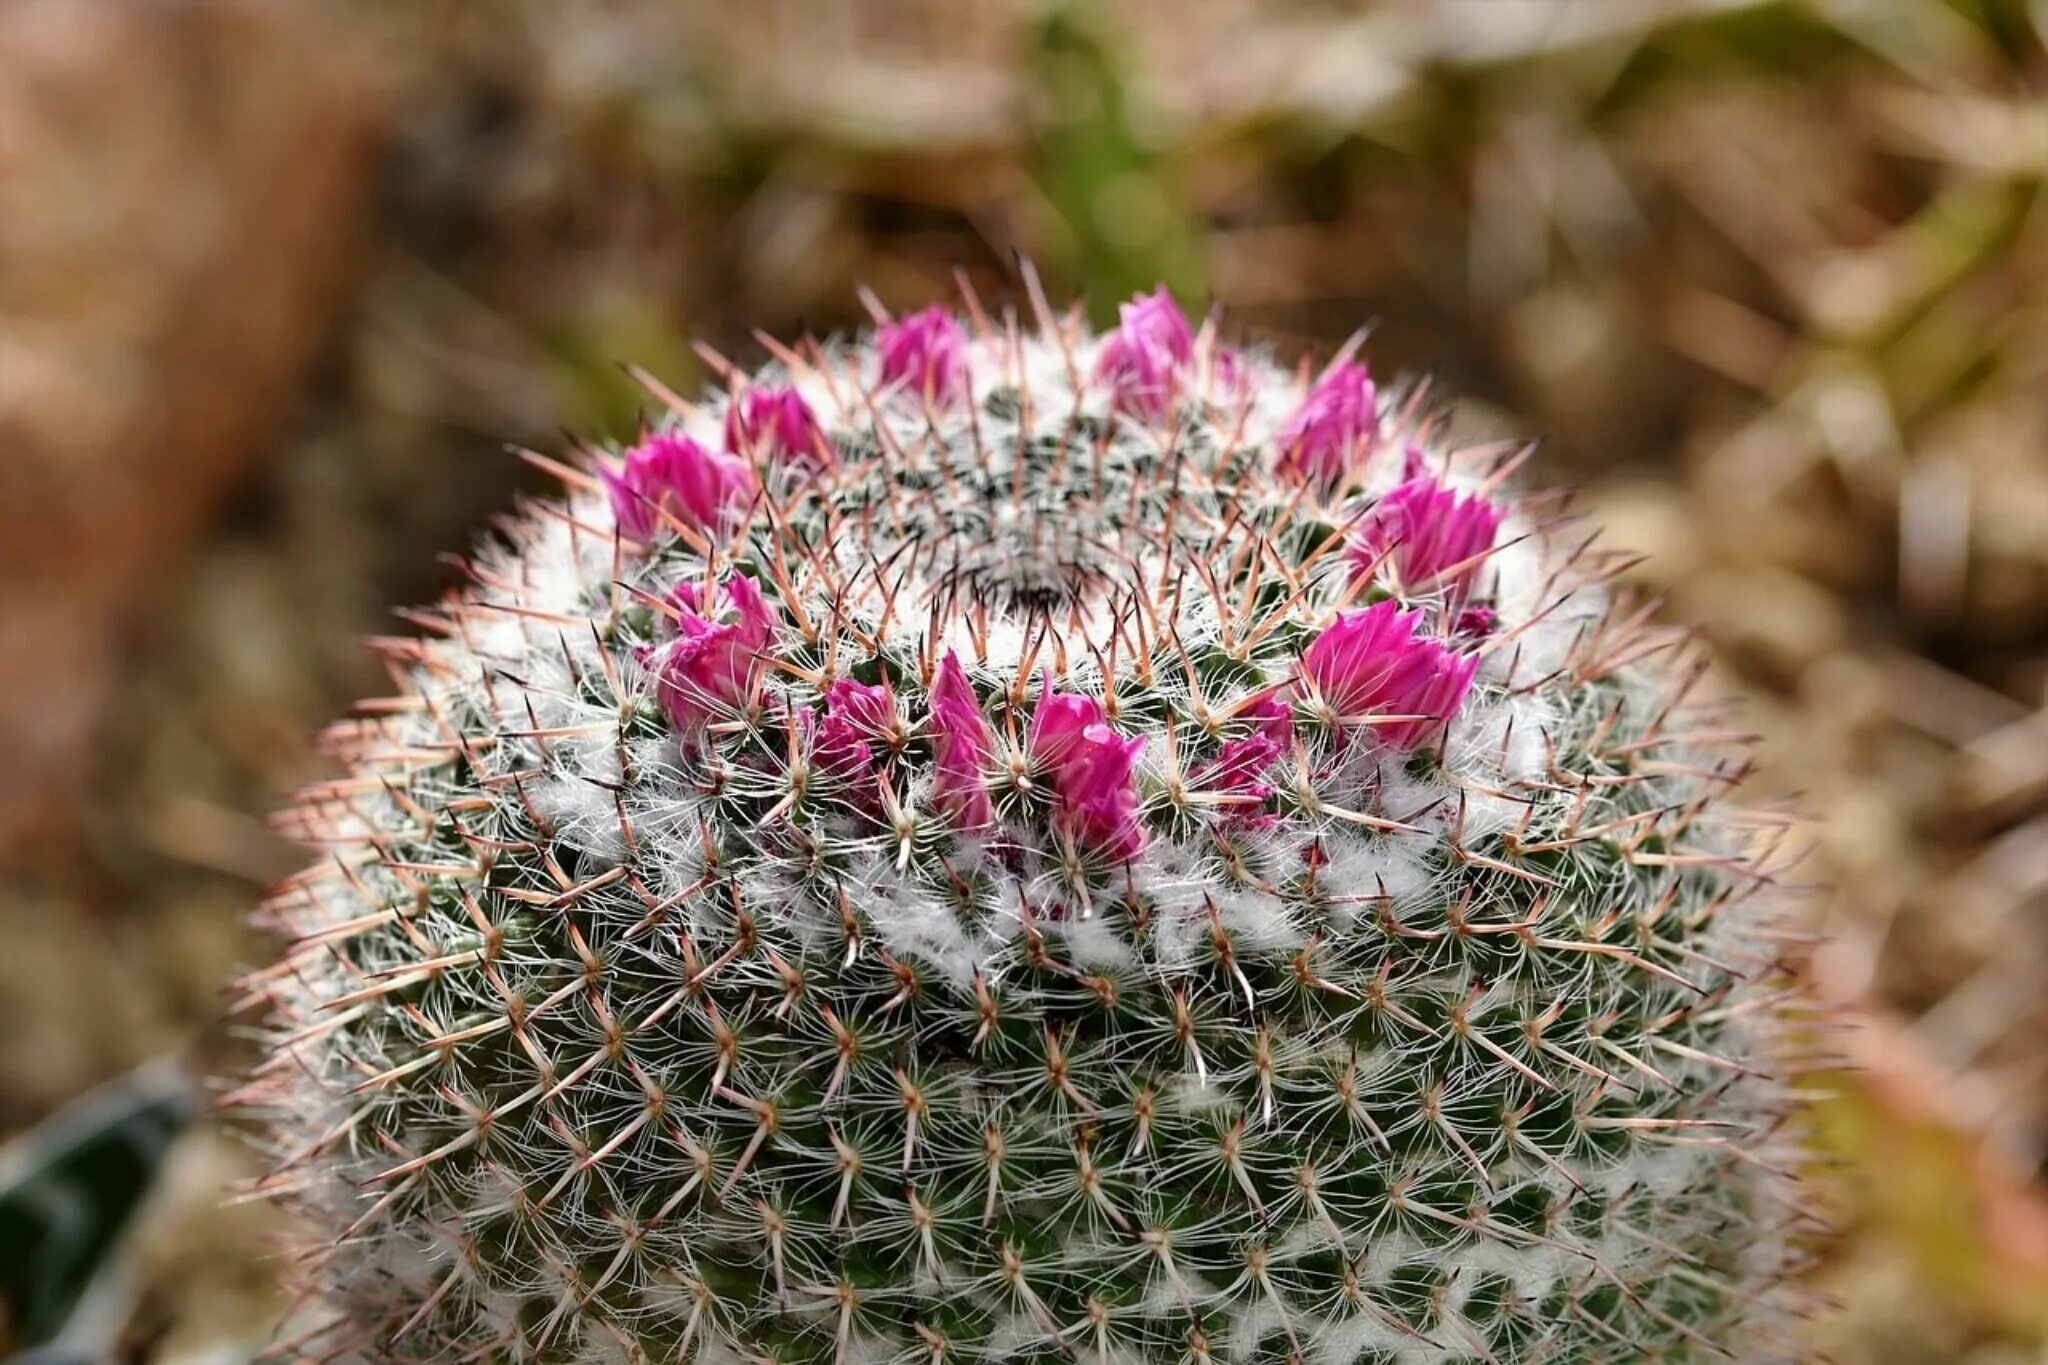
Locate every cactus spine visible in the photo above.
<box><xmin>238</xmin><ymin>281</ymin><xmax>1809</xmax><ymax>1363</ymax></box>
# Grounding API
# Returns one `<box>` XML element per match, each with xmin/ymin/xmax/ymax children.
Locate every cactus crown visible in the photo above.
<box><xmin>240</xmin><ymin>280</ymin><xmax>1808</xmax><ymax>1363</ymax></box>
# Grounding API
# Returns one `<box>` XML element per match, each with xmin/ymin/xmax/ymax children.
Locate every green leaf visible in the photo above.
<box><xmin>0</xmin><ymin>1060</ymin><xmax>195</xmax><ymax>1353</ymax></box>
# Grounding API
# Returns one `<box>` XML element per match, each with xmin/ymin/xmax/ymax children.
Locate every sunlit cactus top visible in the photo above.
<box><xmin>240</xmin><ymin>276</ymin><xmax>1812</xmax><ymax>1364</ymax></box>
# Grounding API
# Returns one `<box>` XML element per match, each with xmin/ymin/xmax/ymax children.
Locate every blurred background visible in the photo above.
<box><xmin>2</xmin><ymin>0</ymin><xmax>2046</xmax><ymax>1359</ymax></box>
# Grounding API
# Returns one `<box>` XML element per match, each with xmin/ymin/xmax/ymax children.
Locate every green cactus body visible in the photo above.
<box><xmin>241</xmin><ymin>285</ymin><xmax>1807</xmax><ymax>1363</ymax></box>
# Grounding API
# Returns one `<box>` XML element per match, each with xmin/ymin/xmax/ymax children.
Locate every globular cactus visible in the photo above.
<box><xmin>237</xmin><ymin>280</ymin><xmax>1813</xmax><ymax>1364</ymax></box>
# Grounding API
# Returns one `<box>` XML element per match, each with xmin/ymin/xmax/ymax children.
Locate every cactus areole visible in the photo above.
<box><xmin>241</xmin><ymin>284</ymin><xmax>1807</xmax><ymax>1363</ymax></box>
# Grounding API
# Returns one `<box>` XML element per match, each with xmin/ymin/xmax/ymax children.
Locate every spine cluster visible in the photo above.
<box><xmin>237</xmin><ymin>278</ymin><xmax>1813</xmax><ymax>1364</ymax></box>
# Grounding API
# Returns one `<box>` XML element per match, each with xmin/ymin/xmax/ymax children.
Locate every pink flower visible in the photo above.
<box><xmin>1027</xmin><ymin>681</ymin><xmax>1146</xmax><ymax>862</ymax></box>
<box><xmin>1095</xmin><ymin>287</ymin><xmax>1194</xmax><ymax>419</ymax></box>
<box><xmin>1298</xmin><ymin>600</ymin><xmax>1477</xmax><ymax>752</ymax></box>
<box><xmin>724</xmin><ymin>387</ymin><xmax>835</xmax><ymax>470</ymax></box>
<box><xmin>1238</xmin><ymin>689</ymin><xmax>1296</xmax><ymax>749</ymax></box>
<box><xmin>1196</xmin><ymin>733</ymin><xmax>1283</xmax><ymax>808</ymax></box>
<box><xmin>1452</xmin><ymin>604</ymin><xmax>1498</xmax><ymax>641</ymax></box>
<box><xmin>1276</xmin><ymin>360</ymin><xmax>1376</xmax><ymax>489</ymax></box>
<box><xmin>601</xmin><ymin>433</ymin><xmax>755</xmax><ymax>541</ymax></box>
<box><xmin>1212</xmin><ymin>346</ymin><xmax>1247</xmax><ymax>398</ymax></box>
<box><xmin>815</xmin><ymin>677</ymin><xmax>898</xmax><ymax>776</ymax></box>
<box><xmin>878</xmin><ymin>307</ymin><xmax>968</xmax><ymax>406</ymax></box>
<box><xmin>1350</xmin><ymin>476</ymin><xmax>1504</xmax><ymax>599</ymax></box>
<box><xmin>827</xmin><ymin>677</ymin><xmax>898</xmax><ymax>742</ymax></box>
<box><xmin>927</xmin><ymin>651</ymin><xmax>995</xmax><ymax>830</ymax></box>
<box><xmin>652</xmin><ymin>574</ymin><xmax>778</xmax><ymax>739</ymax></box>
<box><xmin>1195</xmin><ymin>690</ymin><xmax>1294</xmax><ymax>822</ymax></box>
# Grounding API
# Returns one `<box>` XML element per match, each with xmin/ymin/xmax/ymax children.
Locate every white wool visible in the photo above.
<box><xmin>1127</xmin><ymin>840</ymin><xmax>1214</xmax><ymax>969</ymax></box>
<box><xmin>856</xmin><ymin>866</ymin><xmax>979</xmax><ymax>991</ymax></box>
<box><xmin>1050</xmin><ymin>912</ymin><xmax>1137</xmax><ymax>970</ymax></box>
<box><xmin>531</xmin><ymin>769</ymin><xmax>626</xmax><ymax>867</ymax></box>
<box><xmin>1317</xmin><ymin>829</ymin><xmax>1438</xmax><ymax>916</ymax></box>
<box><xmin>693</xmin><ymin>1340</ymin><xmax>748</xmax><ymax>1365</ymax></box>
<box><xmin>1209</xmin><ymin>884</ymin><xmax>1304</xmax><ymax>952</ymax></box>
<box><xmin>1306</xmin><ymin>1310</ymin><xmax>1420</xmax><ymax>1365</ymax></box>
<box><xmin>981</xmin><ymin>1313</ymin><xmax>1049</xmax><ymax>1359</ymax></box>
<box><xmin>1222</xmin><ymin>1300</ymin><xmax>1288</xmax><ymax>1362</ymax></box>
<box><xmin>1168</xmin><ymin>1070</ymin><xmax>1233</xmax><ymax>1114</ymax></box>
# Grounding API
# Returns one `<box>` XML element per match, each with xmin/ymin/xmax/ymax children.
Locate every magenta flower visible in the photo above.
<box><xmin>1350</xmin><ymin>476</ymin><xmax>1504</xmax><ymax>599</ymax></box>
<box><xmin>601</xmin><ymin>433</ymin><xmax>755</xmax><ymax>542</ymax></box>
<box><xmin>1276</xmin><ymin>360</ymin><xmax>1377</xmax><ymax>489</ymax></box>
<box><xmin>826</xmin><ymin>677</ymin><xmax>898</xmax><ymax>743</ymax></box>
<box><xmin>815</xmin><ymin>677</ymin><xmax>898</xmax><ymax>776</ymax></box>
<box><xmin>1298</xmin><ymin>600</ymin><xmax>1477</xmax><ymax>751</ymax></box>
<box><xmin>1452</xmin><ymin>604</ymin><xmax>1499</xmax><ymax>641</ymax></box>
<box><xmin>1195</xmin><ymin>733</ymin><xmax>1284</xmax><ymax>810</ymax></box>
<box><xmin>1238</xmin><ymin>689</ymin><xmax>1296</xmax><ymax>749</ymax></box>
<box><xmin>724</xmin><ymin>387</ymin><xmax>835</xmax><ymax>471</ymax></box>
<box><xmin>1095</xmin><ymin>287</ymin><xmax>1194</xmax><ymax>419</ymax></box>
<box><xmin>1194</xmin><ymin>690</ymin><xmax>1293</xmax><ymax>822</ymax></box>
<box><xmin>1212</xmin><ymin>346</ymin><xmax>1247</xmax><ymax>399</ymax></box>
<box><xmin>652</xmin><ymin>574</ymin><xmax>778</xmax><ymax>739</ymax></box>
<box><xmin>1027</xmin><ymin>681</ymin><xmax>1147</xmax><ymax>862</ymax></box>
<box><xmin>878</xmin><ymin>307</ymin><xmax>968</xmax><ymax>407</ymax></box>
<box><xmin>926</xmin><ymin>651</ymin><xmax>996</xmax><ymax>830</ymax></box>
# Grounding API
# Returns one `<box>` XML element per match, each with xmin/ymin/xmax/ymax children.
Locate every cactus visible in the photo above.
<box><xmin>237</xmin><ymin>280</ymin><xmax>1811</xmax><ymax>1363</ymax></box>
